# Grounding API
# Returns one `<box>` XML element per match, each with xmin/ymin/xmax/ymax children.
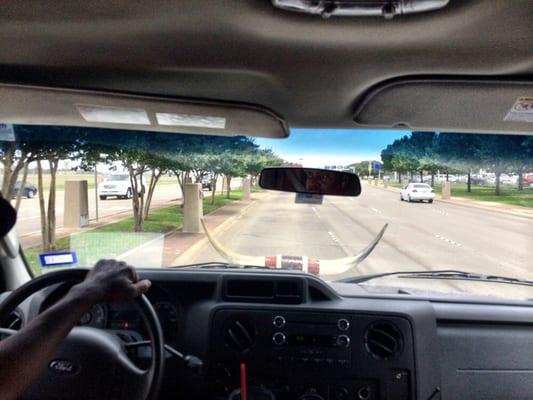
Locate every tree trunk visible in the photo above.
<box><xmin>430</xmin><ymin>172</ymin><xmax>435</xmax><ymax>188</ymax></box>
<box><xmin>1</xmin><ymin>146</ymin><xmax>14</xmax><ymax>196</ymax></box>
<box><xmin>467</xmin><ymin>169</ymin><xmax>472</xmax><ymax>193</ymax></box>
<box><xmin>398</xmin><ymin>172</ymin><xmax>402</xmax><ymax>184</ymax></box>
<box><xmin>446</xmin><ymin>171</ymin><xmax>449</xmax><ymax>182</ymax></box>
<box><xmin>129</xmin><ymin>167</ymin><xmax>145</xmax><ymax>232</ymax></box>
<box><xmin>518</xmin><ymin>169</ymin><xmax>524</xmax><ymax>191</ymax></box>
<box><xmin>36</xmin><ymin>159</ymin><xmax>49</xmax><ymax>250</ymax></box>
<box><xmin>419</xmin><ymin>171</ymin><xmax>423</xmax><ymax>183</ymax></box>
<box><xmin>143</xmin><ymin>169</ymin><xmax>161</xmax><ymax>221</ymax></box>
<box><xmin>495</xmin><ymin>170</ymin><xmax>501</xmax><ymax>196</ymax></box>
<box><xmin>226</xmin><ymin>176</ymin><xmax>232</xmax><ymax>199</ymax></box>
<box><xmin>175</xmin><ymin>171</ymin><xmax>184</xmax><ymax>197</ymax></box>
<box><xmin>14</xmin><ymin>162</ymin><xmax>29</xmax><ymax>212</ymax></box>
<box><xmin>1</xmin><ymin>146</ymin><xmax>26</xmax><ymax>201</ymax></box>
<box><xmin>7</xmin><ymin>160</ymin><xmax>25</xmax><ymax>202</ymax></box>
<box><xmin>210</xmin><ymin>174</ymin><xmax>218</xmax><ymax>205</ymax></box>
<box><xmin>46</xmin><ymin>158</ymin><xmax>59</xmax><ymax>251</ymax></box>
<box><xmin>172</xmin><ymin>170</ymin><xmax>185</xmax><ymax>208</ymax></box>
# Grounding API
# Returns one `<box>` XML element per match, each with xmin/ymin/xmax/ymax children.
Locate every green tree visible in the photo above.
<box><xmin>244</xmin><ymin>149</ymin><xmax>284</xmax><ymax>185</ymax></box>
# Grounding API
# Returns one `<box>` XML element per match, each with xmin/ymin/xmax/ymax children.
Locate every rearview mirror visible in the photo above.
<box><xmin>259</xmin><ymin>167</ymin><xmax>361</xmax><ymax>196</ymax></box>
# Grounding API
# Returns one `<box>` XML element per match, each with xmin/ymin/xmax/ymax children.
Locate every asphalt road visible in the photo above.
<box><xmin>17</xmin><ymin>184</ymin><xmax>181</xmax><ymax>246</ymax></box>
<box><xmin>183</xmin><ymin>184</ymin><xmax>533</xmax><ymax>299</ymax></box>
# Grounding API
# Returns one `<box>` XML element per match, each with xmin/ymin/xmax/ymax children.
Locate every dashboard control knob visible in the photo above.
<box><xmin>337</xmin><ymin>318</ymin><xmax>350</xmax><ymax>331</ymax></box>
<box><xmin>272</xmin><ymin>332</ymin><xmax>287</xmax><ymax>345</ymax></box>
<box><xmin>336</xmin><ymin>334</ymin><xmax>351</xmax><ymax>348</ymax></box>
<box><xmin>273</xmin><ymin>315</ymin><xmax>286</xmax><ymax>328</ymax></box>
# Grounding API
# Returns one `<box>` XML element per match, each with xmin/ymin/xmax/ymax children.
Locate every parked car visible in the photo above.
<box><xmin>11</xmin><ymin>181</ymin><xmax>37</xmax><ymax>199</ymax></box>
<box><xmin>201</xmin><ymin>177</ymin><xmax>213</xmax><ymax>191</ymax></box>
<box><xmin>97</xmin><ymin>174</ymin><xmax>132</xmax><ymax>200</ymax></box>
<box><xmin>400</xmin><ymin>183</ymin><xmax>435</xmax><ymax>203</ymax></box>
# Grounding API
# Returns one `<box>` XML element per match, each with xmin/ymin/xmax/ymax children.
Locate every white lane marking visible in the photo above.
<box><xmin>311</xmin><ymin>206</ymin><xmax>321</xmax><ymax>219</ymax></box>
<box><xmin>328</xmin><ymin>231</ymin><xmax>340</xmax><ymax>243</ymax></box>
<box><xmin>435</xmin><ymin>234</ymin><xmax>462</xmax><ymax>247</ymax></box>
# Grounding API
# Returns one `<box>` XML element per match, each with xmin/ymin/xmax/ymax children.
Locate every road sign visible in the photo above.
<box><xmin>372</xmin><ymin>161</ymin><xmax>382</xmax><ymax>170</ymax></box>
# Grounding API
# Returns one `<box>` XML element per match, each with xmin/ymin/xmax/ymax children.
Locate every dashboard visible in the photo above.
<box><xmin>3</xmin><ymin>268</ymin><xmax>533</xmax><ymax>400</ymax></box>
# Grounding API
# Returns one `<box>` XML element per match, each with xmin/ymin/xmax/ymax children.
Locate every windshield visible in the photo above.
<box><xmin>1</xmin><ymin>126</ymin><xmax>532</xmax><ymax>300</ymax></box>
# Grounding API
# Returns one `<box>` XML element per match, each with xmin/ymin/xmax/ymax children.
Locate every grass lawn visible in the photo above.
<box><xmin>382</xmin><ymin>181</ymin><xmax>532</xmax><ymax>208</ymax></box>
<box><xmin>24</xmin><ymin>190</ymin><xmax>244</xmax><ymax>275</ymax></box>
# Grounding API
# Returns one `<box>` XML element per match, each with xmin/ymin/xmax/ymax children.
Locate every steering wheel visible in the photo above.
<box><xmin>0</xmin><ymin>269</ymin><xmax>164</xmax><ymax>400</ymax></box>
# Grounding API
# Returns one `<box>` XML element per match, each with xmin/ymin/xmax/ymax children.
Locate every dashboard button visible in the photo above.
<box><xmin>336</xmin><ymin>334</ymin><xmax>351</xmax><ymax>348</ymax></box>
<box><xmin>272</xmin><ymin>332</ymin><xmax>287</xmax><ymax>345</ymax></box>
<box><xmin>273</xmin><ymin>315</ymin><xmax>286</xmax><ymax>328</ymax></box>
<box><xmin>337</xmin><ymin>318</ymin><xmax>350</xmax><ymax>331</ymax></box>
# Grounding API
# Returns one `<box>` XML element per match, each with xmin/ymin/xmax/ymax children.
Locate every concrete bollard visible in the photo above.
<box><xmin>374</xmin><ymin>178</ymin><xmax>378</xmax><ymax>186</ymax></box>
<box><xmin>384</xmin><ymin>179</ymin><xmax>389</xmax><ymax>189</ymax></box>
<box><xmin>64</xmin><ymin>180</ymin><xmax>89</xmax><ymax>228</ymax></box>
<box><xmin>441</xmin><ymin>181</ymin><xmax>452</xmax><ymax>200</ymax></box>
<box><xmin>183</xmin><ymin>183</ymin><xmax>203</xmax><ymax>233</ymax></box>
<box><xmin>242</xmin><ymin>178</ymin><xmax>251</xmax><ymax>201</ymax></box>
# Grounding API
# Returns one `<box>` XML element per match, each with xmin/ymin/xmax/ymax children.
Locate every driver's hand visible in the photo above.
<box><xmin>73</xmin><ymin>260</ymin><xmax>151</xmax><ymax>304</ymax></box>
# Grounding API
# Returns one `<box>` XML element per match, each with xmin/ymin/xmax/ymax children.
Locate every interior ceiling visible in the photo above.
<box><xmin>0</xmin><ymin>0</ymin><xmax>532</xmax><ymax>129</ymax></box>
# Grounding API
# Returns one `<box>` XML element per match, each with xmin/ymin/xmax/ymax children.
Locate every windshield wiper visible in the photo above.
<box><xmin>342</xmin><ymin>269</ymin><xmax>533</xmax><ymax>288</ymax></box>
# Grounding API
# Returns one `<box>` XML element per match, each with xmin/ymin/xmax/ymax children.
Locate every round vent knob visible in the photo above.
<box><xmin>364</xmin><ymin>322</ymin><xmax>402</xmax><ymax>360</ymax></box>
<box><xmin>224</xmin><ymin>317</ymin><xmax>257</xmax><ymax>352</ymax></box>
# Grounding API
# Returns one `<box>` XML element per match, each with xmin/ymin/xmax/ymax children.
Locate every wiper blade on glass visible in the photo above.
<box><xmin>342</xmin><ymin>269</ymin><xmax>533</xmax><ymax>288</ymax></box>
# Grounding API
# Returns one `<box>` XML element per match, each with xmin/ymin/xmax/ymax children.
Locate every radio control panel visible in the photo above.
<box><xmin>210</xmin><ymin>309</ymin><xmax>415</xmax><ymax>400</ymax></box>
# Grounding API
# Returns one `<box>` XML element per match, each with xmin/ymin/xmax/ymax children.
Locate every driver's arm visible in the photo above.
<box><xmin>0</xmin><ymin>260</ymin><xmax>151</xmax><ymax>400</ymax></box>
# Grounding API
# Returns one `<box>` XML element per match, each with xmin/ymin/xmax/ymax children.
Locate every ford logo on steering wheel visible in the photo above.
<box><xmin>48</xmin><ymin>359</ymin><xmax>80</xmax><ymax>375</ymax></box>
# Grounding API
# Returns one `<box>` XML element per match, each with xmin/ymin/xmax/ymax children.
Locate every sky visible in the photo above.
<box><xmin>255</xmin><ymin>128</ymin><xmax>409</xmax><ymax>168</ymax></box>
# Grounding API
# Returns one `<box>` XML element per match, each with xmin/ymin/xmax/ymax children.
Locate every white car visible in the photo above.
<box><xmin>98</xmin><ymin>174</ymin><xmax>132</xmax><ymax>200</ymax></box>
<box><xmin>400</xmin><ymin>183</ymin><xmax>435</xmax><ymax>203</ymax></box>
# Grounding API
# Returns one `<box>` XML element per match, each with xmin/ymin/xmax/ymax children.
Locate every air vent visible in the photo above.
<box><xmin>365</xmin><ymin>322</ymin><xmax>402</xmax><ymax>360</ymax></box>
<box><xmin>3</xmin><ymin>309</ymin><xmax>23</xmax><ymax>330</ymax></box>
<box><xmin>224</xmin><ymin>317</ymin><xmax>257</xmax><ymax>352</ymax></box>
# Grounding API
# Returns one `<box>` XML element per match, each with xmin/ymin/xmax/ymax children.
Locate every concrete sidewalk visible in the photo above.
<box><xmin>366</xmin><ymin>181</ymin><xmax>533</xmax><ymax>219</ymax></box>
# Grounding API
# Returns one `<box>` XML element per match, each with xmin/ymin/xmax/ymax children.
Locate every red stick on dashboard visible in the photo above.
<box><xmin>240</xmin><ymin>362</ymin><xmax>247</xmax><ymax>400</ymax></box>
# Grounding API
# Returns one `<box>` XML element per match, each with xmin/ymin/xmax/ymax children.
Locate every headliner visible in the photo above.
<box><xmin>0</xmin><ymin>0</ymin><xmax>532</xmax><ymax>129</ymax></box>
